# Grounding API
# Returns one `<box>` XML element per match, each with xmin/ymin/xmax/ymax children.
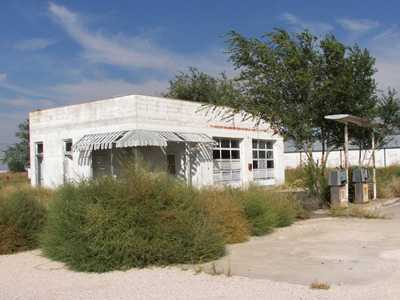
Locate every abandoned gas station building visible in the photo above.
<box><xmin>29</xmin><ymin>95</ymin><xmax>285</xmax><ymax>188</ymax></box>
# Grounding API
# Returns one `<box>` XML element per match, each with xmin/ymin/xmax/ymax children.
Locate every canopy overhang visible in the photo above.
<box><xmin>324</xmin><ymin>114</ymin><xmax>383</xmax><ymax>128</ymax></box>
<box><xmin>73</xmin><ymin>129</ymin><xmax>215</xmax><ymax>152</ymax></box>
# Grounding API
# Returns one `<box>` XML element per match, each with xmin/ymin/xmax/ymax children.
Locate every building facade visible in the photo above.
<box><xmin>29</xmin><ymin>95</ymin><xmax>285</xmax><ymax>188</ymax></box>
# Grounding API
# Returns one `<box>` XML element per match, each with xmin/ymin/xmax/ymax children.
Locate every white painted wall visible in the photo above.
<box><xmin>285</xmin><ymin>148</ymin><xmax>400</xmax><ymax>169</ymax></box>
<box><xmin>29</xmin><ymin>95</ymin><xmax>284</xmax><ymax>188</ymax></box>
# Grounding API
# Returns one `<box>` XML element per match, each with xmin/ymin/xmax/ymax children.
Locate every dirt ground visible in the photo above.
<box><xmin>2</xmin><ymin>202</ymin><xmax>400</xmax><ymax>299</ymax></box>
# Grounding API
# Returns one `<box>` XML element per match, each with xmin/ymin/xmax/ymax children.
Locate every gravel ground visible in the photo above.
<box><xmin>1</xmin><ymin>250</ymin><xmax>400</xmax><ymax>300</ymax></box>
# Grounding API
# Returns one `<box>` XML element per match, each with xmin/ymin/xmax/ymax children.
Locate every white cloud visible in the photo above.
<box><xmin>337</xmin><ymin>18</ymin><xmax>380</xmax><ymax>34</ymax></box>
<box><xmin>48</xmin><ymin>2</ymin><xmax>231</xmax><ymax>75</ymax></box>
<box><xmin>48</xmin><ymin>78</ymin><xmax>169</xmax><ymax>103</ymax></box>
<box><xmin>369</xmin><ymin>26</ymin><xmax>400</xmax><ymax>91</ymax></box>
<box><xmin>14</xmin><ymin>38</ymin><xmax>55</xmax><ymax>51</ymax></box>
<box><xmin>0</xmin><ymin>73</ymin><xmax>6</xmax><ymax>81</ymax></box>
<box><xmin>280</xmin><ymin>12</ymin><xmax>334</xmax><ymax>35</ymax></box>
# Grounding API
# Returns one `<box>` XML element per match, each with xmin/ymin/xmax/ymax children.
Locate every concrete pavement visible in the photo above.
<box><xmin>202</xmin><ymin>202</ymin><xmax>400</xmax><ymax>286</ymax></box>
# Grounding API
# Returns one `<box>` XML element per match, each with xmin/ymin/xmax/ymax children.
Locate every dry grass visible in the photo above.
<box><xmin>0</xmin><ymin>172</ymin><xmax>29</xmax><ymax>188</ymax></box>
<box><xmin>198</xmin><ymin>188</ymin><xmax>250</xmax><ymax>244</ymax></box>
<box><xmin>310</xmin><ymin>281</ymin><xmax>330</xmax><ymax>290</ymax></box>
<box><xmin>285</xmin><ymin>168</ymin><xmax>306</xmax><ymax>189</ymax></box>
<box><xmin>330</xmin><ymin>206</ymin><xmax>386</xmax><ymax>219</ymax></box>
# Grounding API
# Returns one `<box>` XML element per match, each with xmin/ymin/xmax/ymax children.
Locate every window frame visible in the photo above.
<box><xmin>252</xmin><ymin>139</ymin><xmax>275</xmax><ymax>181</ymax></box>
<box><xmin>212</xmin><ymin>137</ymin><xmax>242</xmax><ymax>184</ymax></box>
<box><xmin>212</xmin><ymin>138</ymin><xmax>241</xmax><ymax>160</ymax></box>
<box><xmin>63</xmin><ymin>139</ymin><xmax>73</xmax><ymax>158</ymax></box>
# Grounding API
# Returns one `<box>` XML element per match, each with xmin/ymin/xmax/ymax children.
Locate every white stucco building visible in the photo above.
<box><xmin>29</xmin><ymin>95</ymin><xmax>285</xmax><ymax>188</ymax></box>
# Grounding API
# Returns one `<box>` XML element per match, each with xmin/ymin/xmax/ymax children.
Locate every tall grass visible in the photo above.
<box><xmin>286</xmin><ymin>165</ymin><xmax>400</xmax><ymax>200</ymax></box>
<box><xmin>376</xmin><ymin>165</ymin><xmax>400</xmax><ymax>199</ymax></box>
<box><xmin>198</xmin><ymin>188</ymin><xmax>250</xmax><ymax>244</ymax></box>
<box><xmin>0</xmin><ymin>188</ymin><xmax>48</xmax><ymax>254</ymax></box>
<box><xmin>0</xmin><ymin>171</ymin><xmax>29</xmax><ymax>186</ymax></box>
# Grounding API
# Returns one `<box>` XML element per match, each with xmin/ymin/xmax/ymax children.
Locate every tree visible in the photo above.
<box><xmin>215</xmin><ymin>29</ymin><xmax>397</xmax><ymax>201</ymax></box>
<box><xmin>1</xmin><ymin>120</ymin><xmax>29</xmax><ymax>172</ymax></box>
<box><xmin>351</xmin><ymin>89</ymin><xmax>400</xmax><ymax>165</ymax></box>
<box><xmin>163</xmin><ymin>67</ymin><xmax>239</xmax><ymax>104</ymax></box>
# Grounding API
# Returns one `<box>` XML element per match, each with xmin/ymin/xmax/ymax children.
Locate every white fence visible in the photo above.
<box><xmin>285</xmin><ymin>148</ymin><xmax>400</xmax><ymax>169</ymax></box>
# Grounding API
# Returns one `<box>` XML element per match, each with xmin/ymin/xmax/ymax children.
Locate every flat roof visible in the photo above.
<box><xmin>29</xmin><ymin>94</ymin><xmax>208</xmax><ymax>116</ymax></box>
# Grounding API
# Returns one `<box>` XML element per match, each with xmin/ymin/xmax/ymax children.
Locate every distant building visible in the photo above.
<box><xmin>29</xmin><ymin>95</ymin><xmax>285</xmax><ymax>188</ymax></box>
<box><xmin>284</xmin><ymin>137</ymin><xmax>400</xmax><ymax>168</ymax></box>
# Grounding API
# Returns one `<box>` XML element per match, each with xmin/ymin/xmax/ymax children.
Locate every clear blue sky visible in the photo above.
<box><xmin>1</xmin><ymin>0</ymin><xmax>400</xmax><ymax>154</ymax></box>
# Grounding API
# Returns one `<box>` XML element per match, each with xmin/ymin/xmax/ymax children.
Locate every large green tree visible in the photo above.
<box><xmin>1</xmin><ymin>120</ymin><xmax>29</xmax><ymax>172</ymax></box>
<box><xmin>216</xmin><ymin>29</ymin><xmax>399</xmax><ymax>200</ymax></box>
<box><xmin>163</xmin><ymin>67</ymin><xmax>239</xmax><ymax>103</ymax></box>
<box><xmin>223</xmin><ymin>29</ymin><xmax>380</xmax><ymax>163</ymax></box>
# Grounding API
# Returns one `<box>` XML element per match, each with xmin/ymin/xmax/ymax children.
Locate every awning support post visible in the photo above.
<box><xmin>344</xmin><ymin>122</ymin><xmax>349</xmax><ymax>200</ymax></box>
<box><xmin>372</xmin><ymin>131</ymin><xmax>377</xmax><ymax>200</ymax></box>
<box><xmin>185</xmin><ymin>143</ymin><xmax>192</xmax><ymax>186</ymax></box>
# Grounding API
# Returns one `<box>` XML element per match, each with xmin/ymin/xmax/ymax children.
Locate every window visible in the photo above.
<box><xmin>64</xmin><ymin>139</ymin><xmax>73</xmax><ymax>158</ymax></box>
<box><xmin>36</xmin><ymin>143</ymin><xmax>43</xmax><ymax>156</ymax></box>
<box><xmin>252</xmin><ymin>139</ymin><xmax>274</xmax><ymax>180</ymax></box>
<box><xmin>35</xmin><ymin>142</ymin><xmax>44</xmax><ymax>186</ymax></box>
<box><xmin>213</xmin><ymin>138</ymin><xmax>241</xmax><ymax>184</ymax></box>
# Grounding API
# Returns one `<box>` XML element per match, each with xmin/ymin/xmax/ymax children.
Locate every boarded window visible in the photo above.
<box><xmin>213</xmin><ymin>137</ymin><xmax>241</xmax><ymax>184</ymax></box>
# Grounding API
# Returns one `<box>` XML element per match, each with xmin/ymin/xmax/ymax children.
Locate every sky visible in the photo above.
<box><xmin>1</xmin><ymin>0</ymin><xmax>400</xmax><ymax>166</ymax></box>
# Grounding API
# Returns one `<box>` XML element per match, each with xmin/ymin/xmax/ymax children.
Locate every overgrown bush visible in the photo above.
<box><xmin>376</xmin><ymin>165</ymin><xmax>400</xmax><ymax>198</ymax></box>
<box><xmin>40</xmin><ymin>168</ymin><xmax>225</xmax><ymax>272</ymax></box>
<box><xmin>0</xmin><ymin>188</ymin><xmax>47</xmax><ymax>254</ymax></box>
<box><xmin>285</xmin><ymin>167</ymin><xmax>306</xmax><ymax>188</ymax></box>
<box><xmin>198</xmin><ymin>188</ymin><xmax>250</xmax><ymax>244</ymax></box>
<box><xmin>235</xmin><ymin>186</ymin><xmax>301</xmax><ymax>236</ymax></box>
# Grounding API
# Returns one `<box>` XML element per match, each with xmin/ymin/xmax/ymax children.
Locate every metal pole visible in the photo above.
<box><xmin>372</xmin><ymin>131</ymin><xmax>377</xmax><ymax>200</ymax></box>
<box><xmin>384</xmin><ymin>148</ymin><xmax>387</xmax><ymax>168</ymax></box>
<box><xmin>344</xmin><ymin>123</ymin><xmax>349</xmax><ymax>200</ymax></box>
<box><xmin>185</xmin><ymin>144</ymin><xmax>192</xmax><ymax>186</ymax></box>
<box><xmin>110</xmin><ymin>147</ymin><xmax>114</xmax><ymax>177</ymax></box>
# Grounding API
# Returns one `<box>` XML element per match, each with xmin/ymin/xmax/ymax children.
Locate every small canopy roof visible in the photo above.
<box><xmin>324</xmin><ymin>114</ymin><xmax>383</xmax><ymax>128</ymax></box>
<box><xmin>72</xmin><ymin>131</ymin><xmax>127</xmax><ymax>151</ymax></box>
<box><xmin>73</xmin><ymin>129</ymin><xmax>215</xmax><ymax>151</ymax></box>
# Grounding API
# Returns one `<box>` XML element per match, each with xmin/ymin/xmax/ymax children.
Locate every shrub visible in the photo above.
<box><xmin>376</xmin><ymin>165</ymin><xmax>400</xmax><ymax>198</ymax></box>
<box><xmin>285</xmin><ymin>167</ymin><xmax>306</xmax><ymax>188</ymax></box>
<box><xmin>198</xmin><ymin>188</ymin><xmax>250</xmax><ymax>244</ymax></box>
<box><xmin>0</xmin><ymin>188</ymin><xmax>47</xmax><ymax>254</ymax></box>
<box><xmin>40</xmin><ymin>168</ymin><xmax>225</xmax><ymax>272</ymax></box>
<box><xmin>235</xmin><ymin>186</ymin><xmax>301</xmax><ymax>236</ymax></box>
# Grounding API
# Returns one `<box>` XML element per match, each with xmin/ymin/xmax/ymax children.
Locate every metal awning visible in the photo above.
<box><xmin>72</xmin><ymin>131</ymin><xmax>127</xmax><ymax>151</ymax></box>
<box><xmin>116</xmin><ymin>130</ymin><xmax>167</xmax><ymax>148</ymax></box>
<box><xmin>176</xmin><ymin>132</ymin><xmax>215</xmax><ymax>143</ymax></box>
<box><xmin>73</xmin><ymin>129</ymin><xmax>215</xmax><ymax>151</ymax></box>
